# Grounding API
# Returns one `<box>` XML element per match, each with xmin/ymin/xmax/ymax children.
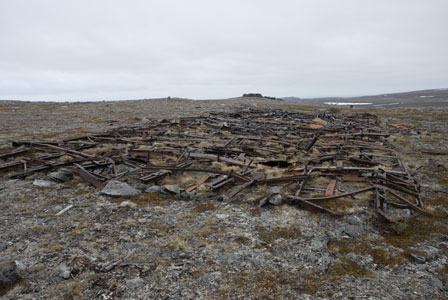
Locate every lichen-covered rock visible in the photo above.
<box><xmin>268</xmin><ymin>194</ymin><xmax>283</xmax><ymax>206</ymax></box>
<box><xmin>0</xmin><ymin>261</ymin><xmax>20</xmax><ymax>295</ymax></box>
<box><xmin>163</xmin><ymin>184</ymin><xmax>182</xmax><ymax>194</ymax></box>
<box><xmin>49</xmin><ymin>168</ymin><xmax>73</xmax><ymax>182</ymax></box>
<box><xmin>101</xmin><ymin>181</ymin><xmax>140</xmax><ymax>198</ymax></box>
<box><xmin>145</xmin><ymin>185</ymin><xmax>163</xmax><ymax>193</ymax></box>
<box><xmin>33</xmin><ymin>179</ymin><xmax>54</xmax><ymax>187</ymax></box>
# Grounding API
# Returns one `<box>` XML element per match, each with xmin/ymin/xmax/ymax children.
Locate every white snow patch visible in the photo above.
<box><xmin>324</xmin><ymin>102</ymin><xmax>372</xmax><ymax>106</ymax></box>
<box><xmin>373</xmin><ymin>102</ymin><xmax>400</xmax><ymax>107</ymax></box>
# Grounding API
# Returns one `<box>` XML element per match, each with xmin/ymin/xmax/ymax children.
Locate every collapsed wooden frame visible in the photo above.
<box><xmin>0</xmin><ymin>109</ymin><xmax>424</xmax><ymax>222</ymax></box>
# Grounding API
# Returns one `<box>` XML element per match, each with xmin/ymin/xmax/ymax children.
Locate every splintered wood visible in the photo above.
<box><xmin>0</xmin><ymin>109</ymin><xmax>425</xmax><ymax>222</ymax></box>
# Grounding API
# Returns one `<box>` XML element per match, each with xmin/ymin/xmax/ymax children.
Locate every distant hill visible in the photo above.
<box><xmin>282</xmin><ymin>89</ymin><xmax>448</xmax><ymax>107</ymax></box>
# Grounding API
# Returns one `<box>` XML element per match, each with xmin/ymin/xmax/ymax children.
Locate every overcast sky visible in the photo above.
<box><xmin>0</xmin><ymin>0</ymin><xmax>447</xmax><ymax>101</ymax></box>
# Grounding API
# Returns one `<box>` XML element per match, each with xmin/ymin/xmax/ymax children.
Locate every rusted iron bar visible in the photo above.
<box><xmin>229</xmin><ymin>180</ymin><xmax>255</xmax><ymax>198</ymax></box>
<box><xmin>325</xmin><ymin>179</ymin><xmax>337</xmax><ymax>196</ymax></box>
<box><xmin>140</xmin><ymin>170</ymin><xmax>172</xmax><ymax>182</ymax></box>
<box><xmin>0</xmin><ymin>148</ymin><xmax>29</xmax><ymax>160</ymax></box>
<box><xmin>186</xmin><ymin>175</ymin><xmax>210</xmax><ymax>192</ymax></box>
<box><xmin>73</xmin><ymin>164</ymin><xmax>105</xmax><ymax>189</ymax></box>
<box><xmin>294</xmin><ymin>199</ymin><xmax>338</xmax><ymax>215</ymax></box>
<box><xmin>305</xmin><ymin>134</ymin><xmax>320</xmax><ymax>152</ymax></box>
<box><xmin>288</xmin><ymin>186</ymin><xmax>375</xmax><ymax>202</ymax></box>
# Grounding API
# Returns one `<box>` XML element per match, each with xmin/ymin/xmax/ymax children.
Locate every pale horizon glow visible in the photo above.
<box><xmin>0</xmin><ymin>0</ymin><xmax>447</xmax><ymax>101</ymax></box>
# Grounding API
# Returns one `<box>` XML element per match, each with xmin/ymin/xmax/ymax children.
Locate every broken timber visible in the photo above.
<box><xmin>0</xmin><ymin>109</ymin><xmax>425</xmax><ymax>223</ymax></box>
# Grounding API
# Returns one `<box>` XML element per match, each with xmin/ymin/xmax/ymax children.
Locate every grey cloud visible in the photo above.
<box><xmin>0</xmin><ymin>0</ymin><xmax>447</xmax><ymax>101</ymax></box>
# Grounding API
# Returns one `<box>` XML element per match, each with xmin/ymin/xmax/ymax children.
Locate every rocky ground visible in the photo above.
<box><xmin>0</xmin><ymin>97</ymin><xmax>447</xmax><ymax>299</ymax></box>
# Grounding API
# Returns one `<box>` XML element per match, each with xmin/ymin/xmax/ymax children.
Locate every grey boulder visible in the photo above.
<box><xmin>101</xmin><ymin>181</ymin><xmax>140</xmax><ymax>198</ymax></box>
<box><xmin>163</xmin><ymin>184</ymin><xmax>182</xmax><ymax>194</ymax></box>
<box><xmin>145</xmin><ymin>185</ymin><xmax>163</xmax><ymax>193</ymax></box>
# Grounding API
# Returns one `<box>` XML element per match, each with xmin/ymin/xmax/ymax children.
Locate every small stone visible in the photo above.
<box><xmin>145</xmin><ymin>185</ymin><xmax>163</xmax><ymax>193</ymax></box>
<box><xmin>216</xmin><ymin>214</ymin><xmax>229</xmax><ymax>219</ymax></box>
<box><xmin>310</xmin><ymin>237</ymin><xmax>328</xmax><ymax>252</ymax></box>
<box><xmin>429</xmin><ymin>277</ymin><xmax>444</xmax><ymax>291</ymax></box>
<box><xmin>402</xmin><ymin>209</ymin><xmax>412</xmax><ymax>218</ymax></box>
<box><xmin>439</xmin><ymin>242</ymin><xmax>448</xmax><ymax>250</ymax></box>
<box><xmin>175</xmin><ymin>192</ymin><xmax>192</xmax><ymax>201</ymax></box>
<box><xmin>25</xmin><ymin>241</ymin><xmax>39</xmax><ymax>253</ymax></box>
<box><xmin>319</xmin><ymin>253</ymin><xmax>332</xmax><ymax>271</ymax></box>
<box><xmin>115</xmin><ymin>164</ymin><xmax>133</xmax><ymax>174</ymax></box>
<box><xmin>119</xmin><ymin>200</ymin><xmax>137</xmax><ymax>208</ymax></box>
<box><xmin>49</xmin><ymin>168</ymin><xmax>73</xmax><ymax>182</ymax></box>
<box><xmin>260</xmin><ymin>211</ymin><xmax>273</xmax><ymax>219</ymax></box>
<box><xmin>268</xmin><ymin>194</ymin><xmax>283</xmax><ymax>206</ymax></box>
<box><xmin>126</xmin><ymin>277</ymin><xmax>145</xmax><ymax>289</ymax></box>
<box><xmin>345</xmin><ymin>215</ymin><xmax>363</xmax><ymax>226</ymax></box>
<box><xmin>410</xmin><ymin>254</ymin><xmax>426</xmax><ymax>264</ymax></box>
<box><xmin>0</xmin><ymin>241</ymin><xmax>7</xmax><ymax>252</ymax></box>
<box><xmin>163</xmin><ymin>184</ymin><xmax>182</xmax><ymax>194</ymax></box>
<box><xmin>124</xmin><ymin>219</ymin><xmax>139</xmax><ymax>227</ymax></box>
<box><xmin>269</xmin><ymin>186</ymin><xmax>281</xmax><ymax>194</ymax></box>
<box><xmin>58</xmin><ymin>263</ymin><xmax>71</xmax><ymax>279</ymax></box>
<box><xmin>258</xmin><ymin>197</ymin><xmax>268</xmax><ymax>207</ymax></box>
<box><xmin>341</xmin><ymin>225</ymin><xmax>361</xmax><ymax>238</ymax></box>
<box><xmin>101</xmin><ymin>181</ymin><xmax>140</xmax><ymax>198</ymax></box>
<box><xmin>0</xmin><ymin>261</ymin><xmax>21</xmax><ymax>292</ymax></box>
<box><xmin>0</xmin><ymin>256</ymin><xmax>12</xmax><ymax>264</ymax></box>
<box><xmin>33</xmin><ymin>179</ymin><xmax>54</xmax><ymax>187</ymax></box>
<box><xmin>14</xmin><ymin>261</ymin><xmax>26</xmax><ymax>273</ymax></box>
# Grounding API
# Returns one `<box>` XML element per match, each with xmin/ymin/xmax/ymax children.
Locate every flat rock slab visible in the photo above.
<box><xmin>163</xmin><ymin>184</ymin><xmax>182</xmax><ymax>194</ymax></box>
<box><xmin>49</xmin><ymin>168</ymin><xmax>73</xmax><ymax>182</ymax></box>
<box><xmin>32</xmin><ymin>179</ymin><xmax>54</xmax><ymax>187</ymax></box>
<box><xmin>101</xmin><ymin>181</ymin><xmax>140</xmax><ymax>198</ymax></box>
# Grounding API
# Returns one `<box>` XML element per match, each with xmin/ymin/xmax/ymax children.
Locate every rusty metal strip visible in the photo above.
<box><xmin>295</xmin><ymin>199</ymin><xmax>338</xmax><ymax>215</ymax></box>
<box><xmin>288</xmin><ymin>186</ymin><xmax>375</xmax><ymax>202</ymax></box>
<box><xmin>375</xmin><ymin>187</ymin><xmax>397</xmax><ymax>223</ymax></box>
<box><xmin>325</xmin><ymin>179</ymin><xmax>337</xmax><ymax>196</ymax></box>
<box><xmin>379</xmin><ymin>187</ymin><xmax>426</xmax><ymax>214</ymax></box>
<box><xmin>229</xmin><ymin>180</ymin><xmax>255</xmax><ymax>198</ymax></box>
<box><xmin>73</xmin><ymin>164</ymin><xmax>105</xmax><ymax>189</ymax></box>
<box><xmin>186</xmin><ymin>175</ymin><xmax>210</xmax><ymax>192</ymax></box>
<box><xmin>140</xmin><ymin>170</ymin><xmax>172</xmax><ymax>182</ymax></box>
<box><xmin>0</xmin><ymin>148</ymin><xmax>29</xmax><ymax>160</ymax></box>
<box><xmin>208</xmin><ymin>176</ymin><xmax>235</xmax><ymax>189</ymax></box>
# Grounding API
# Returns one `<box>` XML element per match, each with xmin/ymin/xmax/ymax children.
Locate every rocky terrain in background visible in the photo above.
<box><xmin>0</xmin><ymin>97</ymin><xmax>447</xmax><ymax>299</ymax></box>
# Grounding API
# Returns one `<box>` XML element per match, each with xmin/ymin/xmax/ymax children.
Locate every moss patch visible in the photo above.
<box><xmin>328</xmin><ymin>258</ymin><xmax>371</xmax><ymax>277</ymax></box>
<box><xmin>192</xmin><ymin>203</ymin><xmax>217</xmax><ymax>213</ymax></box>
<box><xmin>131</xmin><ymin>193</ymin><xmax>174</xmax><ymax>206</ymax></box>
<box><xmin>254</xmin><ymin>224</ymin><xmax>301</xmax><ymax>244</ymax></box>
